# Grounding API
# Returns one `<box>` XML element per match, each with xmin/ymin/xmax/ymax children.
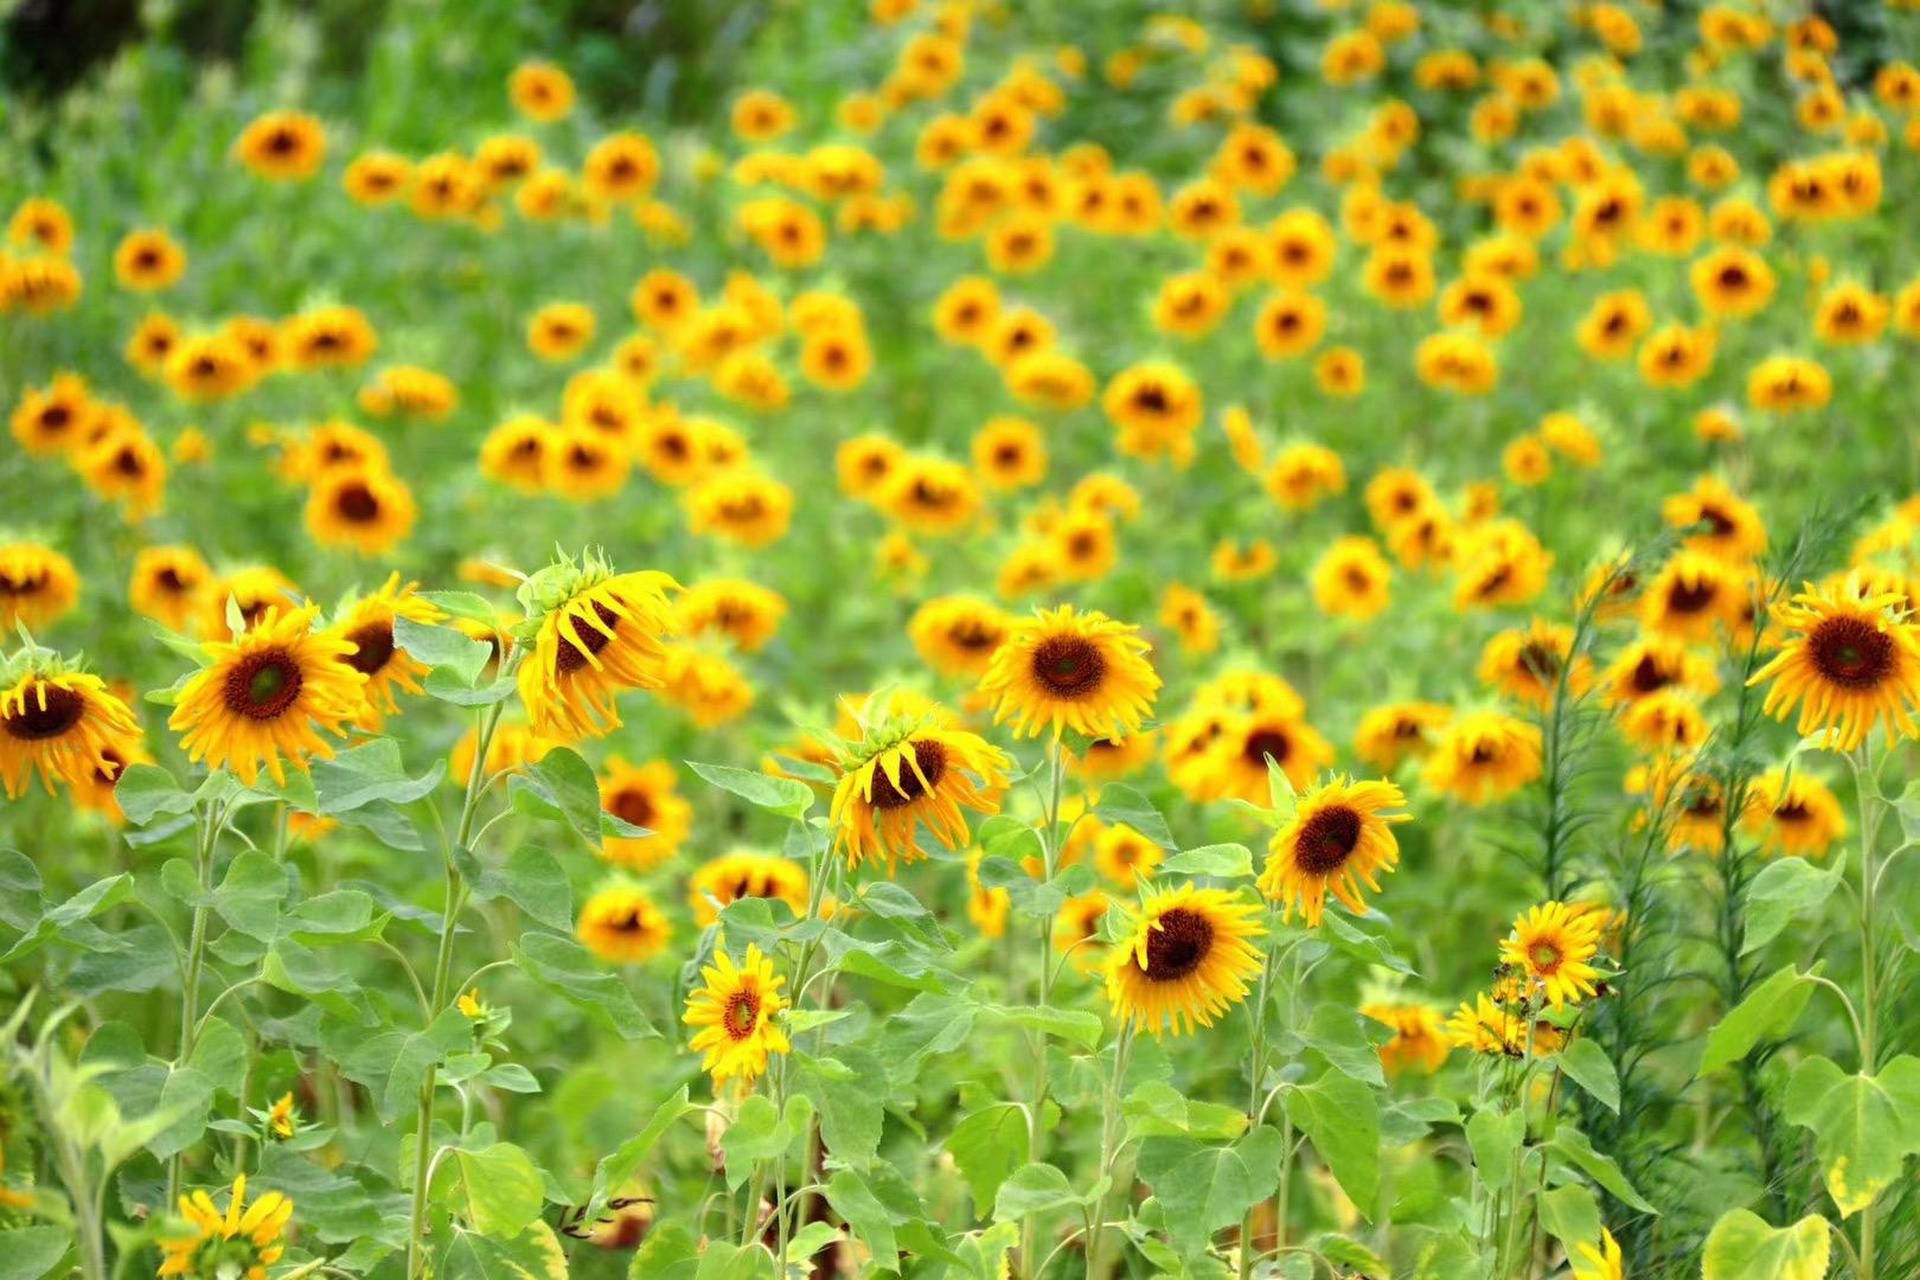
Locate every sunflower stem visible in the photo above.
<box><xmin>1850</xmin><ymin>740</ymin><xmax>1884</xmax><ymax>1280</ymax></box>
<box><xmin>165</xmin><ymin>798</ymin><xmax>223</xmax><ymax>1211</ymax></box>
<box><xmin>1021</xmin><ymin>735</ymin><xmax>1067</xmax><ymax>1278</ymax></box>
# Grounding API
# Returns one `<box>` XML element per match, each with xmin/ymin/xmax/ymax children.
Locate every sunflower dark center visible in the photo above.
<box><xmin>1667</xmin><ymin>578</ymin><xmax>1718</xmax><ymax>614</ymax></box>
<box><xmin>2</xmin><ymin>684</ymin><xmax>85</xmax><ymax>740</ymax></box>
<box><xmin>1142</xmin><ymin>907</ymin><xmax>1213</xmax><ymax>982</ymax></box>
<box><xmin>611</xmin><ymin>788</ymin><xmax>655</xmax><ymax>829</ymax></box>
<box><xmin>1243</xmin><ymin>728</ymin><xmax>1291</xmax><ymax>767</ymax></box>
<box><xmin>225</xmin><ymin>650</ymin><xmax>304</xmax><ymax>720</ymax></box>
<box><xmin>1030</xmin><ymin>635</ymin><xmax>1104</xmax><ymax>698</ymax></box>
<box><xmin>335</xmin><ymin>484</ymin><xmax>381</xmax><ymax>523</ymax></box>
<box><xmin>1700</xmin><ymin>505</ymin><xmax>1736</xmax><ymax>535</ymax></box>
<box><xmin>950</xmin><ymin>622</ymin><xmax>1002</xmax><ymax>651</ymax></box>
<box><xmin>1808</xmin><ymin>615</ymin><xmax>1893</xmax><ymax>689</ymax></box>
<box><xmin>869</xmin><ymin>739</ymin><xmax>947</xmax><ymax>810</ymax></box>
<box><xmin>1775</xmin><ymin>801</ymin><xmax>1811</xmax><ymax>823</ymax></box>
<box><xmin>1294</xmin><ymin>804</ymin><xmax>1362</xmax><ymax>874</ymax></box>
<box><xmin>343</xmin><ymin>621</ymin><xmax>396</xmax><ymax>676</ymax></box>
<box><xmin>1518</xmin><ymin>642</ymin><xmax>1561</xmax><ymax>682</ymax></box>
<box><xmin>554</xmin><ymin>601</ymin><xmax>620</xmax><ymax>674</ymax></box>
<box><xmin>1529</xmin><ymin>941</ymin><xmax>1562</xmax><ymax>974</ymax></box>
<box><xmin>723</xmin><ymin>990</ymin><xmax>760</xmax><ymax>1040</ymax></box>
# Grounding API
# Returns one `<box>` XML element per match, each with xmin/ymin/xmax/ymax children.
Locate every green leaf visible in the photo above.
<box><xmin>312</xmin><ymin>739</ymin><xmax>444</xmax><ymax>815</ymax></box>
<box><xmin>1697</xmin><ymin>962</ymin><xmax>1821</xmax><ymax>1076</ymax></box>
<box><xmin>0</xmin><ymin>1227</ymin><xmax>73</xmax><ymax>1280</ymax></box>
<box><xmin>1121</xmin><ymin>1081</ymin><xmax>1248</xmax><ymax>1141</ymax></box>
<box><xmin>587</xmin><ymin>1085</ymin><xmax>693</xmax><ymax>1220</ymax></box>
<box><xmin>1743</xmin><ymin>856</ymin><xmax>1845</xmax><ymax>955</ymax></box>
<box><xmin>1539</xmin><ymin>1184</ymin><xmax>1601</xmax><ymax>1257</ymax></box>
<box><xmin>113</xmin><ymin>763</ymin><xmax>192</xmax><ymax>825</ymax></box>
<box><xmin>1782</xmin><ymin>1053</ymin><xmax>1920</xmax><ymax>1217</ymax></box>
<box><xmin>510</xmin><ymin>747</ymin><xmax>614</xmax><ymax>846</ymax></box>
<box><xmin>213</xmin><ymin>850</ymin><xmax>285</xmax><ymax>940</ymax></box>
<box><xmin>945</xmin><ymin>1103</ymin><xmax>1030</xmax><ymax>1217</ymax></box>
<box><xmin>438</xmin><ymin>1221</ymin><xmax>570</xmax><ymax>1280</ymax></box>
<box><xmin>0</xmin><ymin>874</ymin><xmax>134</xmax><ymax>963</ymax></box>
<box><xmin>1549</xmin><ymin>1127</ymin><xmax>1658</xmax><ymax>1215</ymax></box>
<box><xmin>1092</xmin><ymin>783</ymin><xmax>1174</xmax><ymax>848</ymax></box>
<box><xmin>1135</xmin><ymin>1127</ymin><xmax>1284</xmax><ymax>1247</ymax></box>
<box><xmin>1465</xmin><ymin>1107</ymin><xmax>1526</xmax><ymax>1194</ymax></box>
<box><xmin>1701</xmin><ymin>1210</ymin><xmax>1831</xmax><ymax>1280</ymax></box>
<box><xmin>826</xmin><ymin>1169</ymin><xmax>903</xmax><ymax>1271</ymax></box>
<box><xmin>463</xmin><ymin>846</ymin><xmax>573</xmax><ymax>931</ymax></box>
<box><xmin>1159</xmin><ymin>843</ymin><xmax>1254</xmax><ymax>878</ymax></box>
<box><xmin>990</xmin><ymin>1004</ymin><xmax>1104</xmax><ymax>1050</ymax></box>
<box><xmin>692</xmin><ymin>1243</ymin><xmax>778</xmax><ymax>1280</ymax></box>
<box><xmin>511</xmin><ymin>933</ymin><xmax>656</xmax><ymax>1040</ymax></box>
<box><xmin>685</xmin><ymin>760</ymin><xmax>813</xmax><ymax>819</ymax></box>
<box><xmin>720</xmin><ymin>1094</ymin><xmax>813</xmax><ymax>1190</ymax></box>
<box><xmin>1284</xmin><ymin>1073</ymin><xmax>1380</xmax><ymax>1216</ymax></box>
<box><xmin>284</xmin><ymin>889</ymin><xmax>389</xmax><ymax>943</ymax></box>
<box><xmin>1300</xmin><ymin>1004</ymin><xmax>1388</xmax><ymax>1088</ymax></box>
<box><xmin>448</xmin><ymin>1143</ymin><xmax>545</xmax><ymax>1239</ymax></box>
<box><xmin>791</xmin><ymin>1048</ymin><xmax>886</xmax><ymax>1168</ymax></box>
<box><xmin>1557</xmin><ymin>1038</ymin><xmax>1621</xmax><ymax>1115</ymax></box>
<box><xmin>1318</xmin><ymin>910</ymin><xmax>1416</xmax><ymax>975</ymax></box>
<box><xmin>395</xmin><ymin>617</ymin><xmax>492</xmax><ymax>687</ymax></box>
<box><xmin>990</xmin><ymin>1162</ymin><xmax>1089</xmax><ymax>1223</ymax></box>
<box><xmin>628</xmin><ymin>1223</ymin><xmax>701</xmax><ymax>1280</ymax></box>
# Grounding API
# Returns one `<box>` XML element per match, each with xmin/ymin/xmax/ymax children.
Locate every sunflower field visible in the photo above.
<box><xmin>9</xmin><ymin>0</ymin><xmax>1920</xmax><ymax>1276</ymax></box>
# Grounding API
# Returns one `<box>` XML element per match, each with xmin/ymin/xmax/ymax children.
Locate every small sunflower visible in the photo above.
<box><xmin>1201</xmin><ymin>712</ymin><xmax>1336</xmax><ymax>802</ymax></box>
<box><xmin>1353</xmin><ymin>701</ymin><xmax>1452</xmax><ymax>771</ymax></box>
<box><xmin>158</xmin><ymin>1174</ymin><xmax>294</xmax><ymax>1280</ymax></box>
<box><xmin>909</xmin><ymin>595</ymin><xmax>1015</xmax><ymax>679</ymax></box>
<box><xmin>1092</xmin><ymin>820</ymin><xmax>1163</xmax><ymax>889</ymax></box>
<box><xmin>688</xmin><ymin>849</ymin><xmax>810</xmax><ymax>925</ymax></box>
<box><xmin>828</xmin><ymin>706</ymin><xmax>1009</xmax><ymax>873</ymax></box>
<box><xmin>1743</xmin><ymin>768</ymin><xmax>1847</xmax><ymax>858</ymax></box>
<box><xmin>577</xmin><ymin>885</ymin><xmax>671</xmax><ymax>964</ymax></box>
<box><xmin>598</xmin><ymin>757</ymin><xmax>693</xmax><ymax>870</ymax></box>
<box><xmin>130</xmin><ymin>545</ymin><xmax>212</xmax><ymax>633</ymax></box>
<box><xmin>234</xmin><ymin>110</ymin><xmax>326</xmax><ymax>181</ymax></box>
<box><xmin>0</xmin><ymin>542</ymin><xmax>80</xmax><ymax>630</ymax></box>
<box><xmin>304</xmin><ymin>466</ymin><xmax>416</xmax><ymax>556</ymax></box>
<box><xmin>1443</xmin><ymin>992</ymin><xmax>1563</xmax><ymax>1058</ymax></box>
<box><xmin>168</xmin><ymin>605</ymin><xmax>367</xmax><ymax>787</ymax></box>
<box><xmin>685</xmin><ymin>944</ymin><xmax>791</xmax><ymax>1089</ymax></box>
<box><xmin>1105</xmin><ymin>883</ymin><xmax>1265</xmax><ymax>1036</ymax></box>
<box><xmin>1422</xmin><ymin>710</ymin><xmax>1542</xmax><ymax>805</ymax></box>
<box><xmin>1359</xmin><ymin>1002</ymin><xmax>1449</xmax><ymax>1077</ymax></box>
<box><xmin>673</xmin><ymin>578</ymin><xmax>787</xmax><ymax>653</ymax></box>
<box><xmin>326</xmin><ymin>574</ymin><xmax>442</xmax><ymax>727</ymax></box>
<box><xmin>514</xmin><ymin>554</ymin><xmax>678</xmax><ymax>742</ymax></box>
<box><xmin>1478</xmin><ymin>618</ymin><xmax>1591</xmax><ymax>710</ymax></box>
<box><xmin>0</xmin><ymin>659</ymin><xmax>142</xmax><ymax>797</ymax></box>
<box><xmin>978</xmin><ymin>604</ymin><xmax>1161</xmax><ymax>740</ymax></box>
<box><xmin>1748</xmin><ymin>577</ymin><xmax>1920</xmax><ymax>751</ymax></box>
<box><xmin>1498</xmin><ymin>901</ymin><xmax>1605</xmax><ymax>1009</ymax></box>
<box><xmin>1258</xmin><ymin>776</ymin><xmax>1409</xmax><ymax>926</ymax></box>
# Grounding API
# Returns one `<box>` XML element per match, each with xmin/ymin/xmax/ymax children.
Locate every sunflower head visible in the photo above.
<box><xmin>684</xmin><ymin>943</ymin><xmax>791</xmax><ymax>1090</ymax></box>
<box><xmin>1497</xmin><ymin>900</ymin><xmax>1606</xmax><ymax>1009</ymax></box>
<box><xmin>158</xmin><ymin>1174</ymin><xmax>294</xmax><ymax>1280</ymax></box>
<box><xmin>1105</xmin><ymin>883</ymin><xmax>1266</xmax><ymax>1036</ymax></box>
<box><xmin>978</xmin><ymin>604</ymin><xmax>1162</xmax><ymax>740</ymax></box>
<box><xmin>1748</xmin><ymin>576</ymin><xmax>1920</xmax><ymax>751</ymax></box>
<box><xmin>0</xmin><ymin>648</ymin><xmax>143</xmax><ymax>798</ymax></box>
<box><xmin>828</xmin><ymin>704</ymin><xmax>1010</xmax><ymax>874</ymax></box>
<box><xmin>1258</xmin><ymin>776</ymin><xmax>1409</xmax><ymax>926</ymax></box>
<box><xmin>577</xmin><ymin>884</ymin><xmax>671</xmax><ymax>964</ymax></box>
<box><xmin>514</xmin><ymin>550</ymin><xmax>679</xmax><ymax>742</ymax></box>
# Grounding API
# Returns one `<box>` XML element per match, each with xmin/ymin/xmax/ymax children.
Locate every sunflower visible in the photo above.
<box><xmin>79</xmin><ymin>423</ymin><xmax>168</xmax><ymax>520</ymax></box>
<box><xmin>673</xmin><ymin>579</ymin><xmax>787</xmax><ymax>653</ymax></box>
<box><xmin>510</xmin><ymin>60</ymin><xmax>576</xmax><ymax>121</ymax></box>
<box><xmin>1748</xmin><ymin>577</ymin><xmax>1920</xmax><ymax>751</ymax></box>
<box><xmin>1443</xmin><ymin>992</ymin><xmax>1563</xmax><ymax>1058</ymax></box>
<box><xmin>0</xmin><ymin>661</ymin><xmax>142</xmax><ymax>798</ymax></box>
<box><xmin>1618</xmin><ymin>688</ymin><xmax>1710</xmax><ymax>756</ymax></box>
<box><xmin>1477</xmin><ymin>618</ymin><xmax>1591</xmax><ymax>710</ymax></box>
<box><xmin>1092</xmin><ymin>821</ymin><xmax>1162</xmax><ymax>889</ymax></box>
<box><xmin>205</xmin><ymin>566</ymin><xmax>300</xmax><ymax>638</ymax></box>
<box><xmin>978</xmin><ymin>605</ymin><xmax>1161</xmax><ymax>740</ymax></box>
<box><xmin>515</xmin><ymin>557</ymin><xmax>677</xmax><ymax>742</ymax></box>
<box><xmin>158</xmin><ymin>1174</ymin><xmax>294</xmax><ymax>1280</ymax></box>
<box><xmin>1201</xmin><ymin>712</ymin><xmax>1335</xmax><ymax>802</ymax></box>
<box><xmin>113</xmin><ymin>229</ymin><xmax>187</xmax><ymax>292</ymax></box>
<box><xmin>1640</xmin><ymin>550</ymin><xmax>1738</xmax><ymax>642</ymax></box>
<box><xmin>450</xmin><ymin>720</ymin><xmax>552</xmax><ymax>785</ymax></box>
<box><xmin>656</xmin><ymin>644</ymin><xmax>754</xmax><ymax>728</ymax></box>
<box><xmin>326</xmin><ymin>574</ymin><xmax>442</xmax><ymax>726</ymax></box>
<box><xmin>909</xmin><ymin>595</ymin><xmax>1014</xmax><ymax>678</ymax></box>
<box><xmin>971</xmin><ymin>415</ymin><xmax>1048</xmax><ymax>490</ymax></box>
<box><xmin>1105</xmin><ymin>883</ymin><xmax>1265</xmax><ymax>1036</ymax></box>
<box><xmin>544</xmin><ymin>426</ymin><xmax>630</xmax><ymax>500</ymax></box>
<box><xmin>685</xmin><ymin>471</ymin><xmax>794</xmax><ymax>547</ymax></box>
<box><xmin>304</xmin><ymin>466</ymin><xmax>416</xmax><ymax>556</ymax></box>
<box><xmin>169</xmin><ymin>605</ymin><xmax>367</xmax><ymax>787</ymax></box>
<box><xmin>1159</xmin><ymin>583</ymin><xmax>1219</xmax><ymax>654</ymax></box>
<box><xmin>1662</xmin><ymin>474</ymin><xmax>1766</xmax><ymax>563</ymax></box>
<box><xmin>10</xmin><ymin>372</ymin><xmax>92</xmax><ymax>455</ymax></box>
<box><xmin>828</xmin><ymin>706</ymin><xmax>1009</xmax><ymax>873</ymax></box>
<box><xmin>1353</xmin><ymin>701</ymin><xmax>1452</xmax><ymax>771</ymax></box>
<box><xmin>1360</xmin><ymin>1003</ymin><xmax>1449</xmax><ymax>1077</ymax></box>
<box><xmin>576</xmin><ymin>885</ymin><xmax>671</xmax><ymax>964</ymax></box>
<box><xmin>480</xmin><ymin>415</ymin><xmax>552</xmax><ymax>493</ymax></box>
<box><xmin>685</xmin><ymin>944</ymin><xmax>791</xmax><ymax>1089</ymax></box>
<box><xmin>1500</xmin><ymin>901</ymin><xmax>1605</xmax><ymax>1010</ymax></box>
<box><xmin>0</xmin><ymin>542</ymin><xmax>80</xmax><ymax>631</ymax></box>
<box><xmin>1598</xmin><ymin>633</ymin><xmax>1720</xmax><ymax>707</ymax></box>
<box><xmin>1571</xmin><ymin>1229</ymin><xmax>1625</xmax><ymax>1280</ymax></box>
<box><xmin>688</xmin><ymin>849</ymin><xmax>810</xmax><ymax>924</ymax></box>
<box><xmin>1311</xmin><ymin>536</ymin><xmax>1392</xmax><ymax>620</ymax></box>
<box><xmin>592</xmin><ymin>757</ymin><xmax>691</xmax><ymax>870</ymax></box>
<box><xmin>1423</xmin><ymin>710</ymin><xmax>1542</xmax><ymax>805</ymax></box>
<box><xmin>1743</xmin><ymin>768</ymin><xmax>1847</xmax><ymax>858</ymax></box>
<box><xmin>1258</xmin><ymin>776</ymin><xmax>1408</xmax><ymax>925</ymax></box>
<box><xmin>966</xmin><ymin>850</ymin><xmax>1013</xmax><ymax>938</ymax></box>
<box><xmin>234</xmin><ymin>110</ymin><xmax>326</xmax><ymax>181</ymax></box>
<box><xmin>69</xmin><ymin>730</ymin><xmax>151</xmax><ymax>822</ymax></box>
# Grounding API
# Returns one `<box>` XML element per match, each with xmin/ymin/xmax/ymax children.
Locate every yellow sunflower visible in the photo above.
<box><xmin>1353</xmin><ymin>701</ymin><xmax>1452</xmax><ymax>771</ymax></box>
<box><xmin>1498</xmin><ymin>901</ymin><xmax>1605</xmax><ymax>1009</ymax></box>
<box><xmin>1258</xmin><ymin>777</ymin><xmax>1408</xmax><ymax>926</ymax></box>
<box><xmin>673</xmin><ymin>578</ymin><xmax>787</xmax><ymax>653</ymax></box>
<box><xmin>1092</xmin><ymin>821</ymin><xmax>1163</xmax><ymax>889</ymax></box>
<box><xmin>1742</xmin><ymin>768</ymin><xmax>1847</xmax><ymax>858</ymax></box>
<box><xmin>0</xmin><ymin>542</ymin><xmax>80</xmax><ymax>631</ymax></box>
<box><xmin>0</xmin><ymin>662</ymin><xmax>142</xmax><ymax>797</ymax></box>
<box><xmin>688</xmin><ymin>849</ymin><xmax>810</xmax><ymax>925</ymax></box>
<box><xmin>1443</xmin><ymin>992</ymin><xmax>1563</xmax><ymax>1058</ymax></box>
<box><xmin>1422</xmin><ymin>710</ymin><xmax>1542</xmax><ymax>805</ymax></box>
<box><xmin>129</xmin><ymin>545</ymin><xmax>212</xmax><ymax>633</ymax></box>
<box><xmin>1105</xmin><ymin>883</ymin><xmax>1266</xmax><ymax>1036</ymax></box>
<box><xmin>1748</xmin><ymin>577</ymin><xmax>1920</xmax><ymax>751</ymax></box>
<box><xmin>1477</xmin><ymin>618</ymin><xmax>1591</xmax><ymax>710</ymax></box>
<box><xmin>577</xmin><ymin>885</ymin><xmax>671</xmax><ymax>964</ymax></box>
<box><xmin>598</xmin><ymin>757</ymin><xmax>693</xmax><ymax>870</ymax></box>
<box><xmin>304</xmin><ymin>466</ymin><xmax>416</xmax><ymax>556</ymax></box>
<box><xmin>909</xmin><ymin>595</ymin><xmax>1014</xmax><ymax>679</ymax></box>
<box><xmin>978</xmin><ymin>604</ymin><xmax>1161</xmax><ymax>740</ymax></box>
<box><xmin>514</xmin><ymin>555</ymin><xmax>678</xmax><ymax>742</ymax></box>
<box><xmin>828</xmin><ymin>707</ymin><xmax>1009</xmax><ymax>873</ymax></box>
<box><xmin>326</xmin><ymin>574</ymin><xmax>442</xmax><ymax>727</ymax></box>
<box><xmin>169</xmin><ymin>605</ymin><xmax>367</xmax><ymax>787</ymax></box>
<box><xmin>1572</xmin><ymin>1229</ymin><xmax>1625</xmax><ymax>1280</ymax></box>
<box><xmin>1359</xmin><ymin>1003</ymin><xmax>1450</xmax><ymax>1077</ymax></box>
<box><xmin>158</xmin><ymin>1174</ymin><xmax>294</xmax><ymax>1280</ymax></box>
<box><xmin>685</xmin><ymin>944</ymin><xmax>791</xmax><ymax>1089</ymax></box>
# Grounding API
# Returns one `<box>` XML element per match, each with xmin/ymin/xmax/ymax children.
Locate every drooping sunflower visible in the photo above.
<box><xmin>0</xmin><ymin>542</ymin><xmax>80</xmax><ymax>630</ymax></box>
<box><xmin>1743</xmin><ymin>768</ymin><xmax>1847</xmax><ymax>858</ymax></box>
<box><xmin>1359</xmin><ymin>1003</ymin><xmax>1450</xmax><ymax>1077</ymax></box>
<box><xmin>688</xmin><ymin>849</ymin><xmax>810</xmax><ymax>925</ymax></box>
<box><xmin>0</xmin><ymin>660</ymin><xmax>142</xmax><ymax>797</ymax></box>
<box><xmin>514</xmin><ymin>555</ymin><xmax>678</xmax><ymax>742</ymax></box>
<box><xmin>576</xmin><ymin>885</ymin><xmax>671</xmax><ymax>964</ymax></box>
<box><xmin>684</xmin><ymin>944</ymin><xmax>791</xmax><ymax>1089</ymax></box>
<box><xmin>1748</xmin><ymin>577</ymin><xmax>1920</xmax><ymax>751</ymax></box>
<box><xmin>597</xmin><ymin>757</ymin><xmax>692</xmax><ymax>870</ymax></box>
<box><xmin>169</xmin><ymin>605</ymin><xmax>367</xmax><ymax>787</ymax></box>
<box><xmin>158</xmin><ymin>1174</ymin><xmax>294</xmax><ymax>1280</ymax></box>
<box><xmin>1499</xmin><ymin>901</ymin><xmax>1605</xmax><ymax>1009</ymax></box>
<box><xmin>978</xmin><ymin>604</ymin><xmax>1161</xmax><ymax>740</ymax></box>
<box><xmin>1422</xmin><ymin>710</ymin><xmax>1543</xmax><ymax>805</ymax></box>
<box><xmin>325</xmin><ymin>574</ymin><xmax>442</xmax><ymax>727</ymax></box>
<box><xmin>828</xmin><ymin>706</ymin><xmax>1009</xmax><ymax>873</ymax></box>
<box><xmin>1105</xmin><ymin>883</ymin><xmax>1266</xmax><ymax>1036</ymax></box>
<box><xmin>1258</xmin><ymin>776</ymin><xmax>1409</xmax><ymax>926</ymax></box>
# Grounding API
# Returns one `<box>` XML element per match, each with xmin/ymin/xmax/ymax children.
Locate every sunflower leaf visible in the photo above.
<box><xmin>684</xmin><ymin>760</ymin><xmax>813</xmax><ymax>820</ymax></box>
<box><xmin>1093</xmin><ymin>783</ymin><xmax>1175</xmax><ymax>849</ymax></box>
